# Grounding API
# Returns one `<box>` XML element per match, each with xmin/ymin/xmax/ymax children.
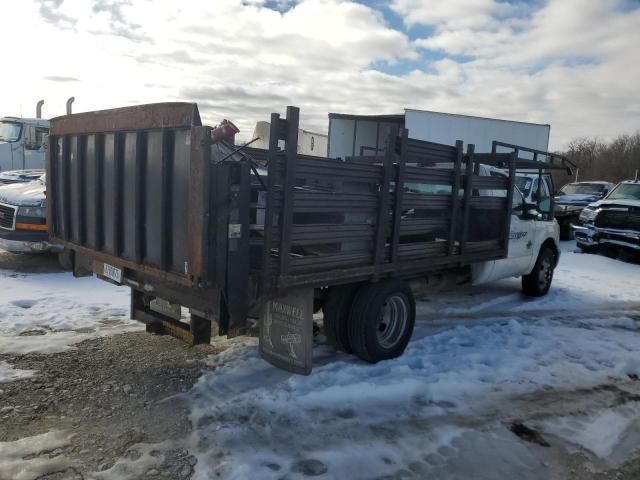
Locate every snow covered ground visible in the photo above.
<box><xmin>2</xmin><ymin>243</ymin><xmax>640</xmax><ymax>479</ymax></box>
<box><xmin>0</xmin><ymin>252</ymin><xmax>139</xmax><ymax>381</ymax></box>
<box><xmin>173</xmin><ymin>243</ymin><xmax>640</xmax><ymax>479</ymax></box>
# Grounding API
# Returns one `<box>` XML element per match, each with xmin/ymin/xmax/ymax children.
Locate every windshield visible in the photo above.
<box><xmin>559</xmin><ymin>183</ymin><xmax>606</xmax><ymax>196</ymax></box>
<box><xmin>607</xmin><ymin>183</ymin><xmax>640</xmax><ymax>201</ymax></box>
<box><xmin>515</xmin><ymin>177</ymin><xmax>532</xmax><ymax>196</ymax></box>
<box><xmin>0</xmin><ymin>121</ymin><xmax>23</xmax><ymax>142</ymax></box>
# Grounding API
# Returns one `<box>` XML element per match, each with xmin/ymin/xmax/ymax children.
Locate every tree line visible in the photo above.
<box><xmin>555</xmin><ymin>132</ymin><xmax>640</xmax><ymax>187</ymax></box>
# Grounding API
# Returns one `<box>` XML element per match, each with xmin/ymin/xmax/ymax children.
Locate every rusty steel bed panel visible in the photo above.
<box><xmin>84</xmin><ymin>134</ymin><xmax>101</xmax><ymax>250</ymax></box>
<box><xmin>49</xmin><ymin>103</ymin><xmax>201</xmax><ymax>136</ymax></box>
<box><xmin>121</xmin><ymin>132</ymin><xmax>140</xmax><ymax>263</ymax></box>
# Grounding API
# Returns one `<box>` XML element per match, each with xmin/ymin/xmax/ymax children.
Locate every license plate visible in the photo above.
<box><xmin>103</xmin><ymin>263</ymin><xmax>123</xmax><ymax>283</ymax></box>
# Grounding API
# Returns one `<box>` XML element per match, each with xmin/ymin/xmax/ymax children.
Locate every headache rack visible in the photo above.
<box><xmin>491</xmin><ymin>140</ymin><xmax>576</xmax><ymax>174</ymax></box>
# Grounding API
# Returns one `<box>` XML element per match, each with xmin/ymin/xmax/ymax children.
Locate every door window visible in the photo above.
<box><xmin>531</xmin><ymin>177</ymin><xmax>552</xmax><ymax>219</ymax></box>
<box><xmin>24</xmin><ymin>125</ymin><xmax>48</xmax><ymax>150</ymax></box>
<box><xmin>512</xmin><ymin>187</ymin><xmax>525</xmax><ymax>216</ymax></box>
<box><xmin>35</xmin><ymin>127</ymin><xmax>48</xmax><ymax>149</ymax></box>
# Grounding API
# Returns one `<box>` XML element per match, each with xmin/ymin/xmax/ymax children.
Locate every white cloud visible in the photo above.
<box><xmin>1</xmin><ymin>0</ymin><xmax>638</xmax><ymax>150</ymax></box>
<box><xmin>416</xmin><ymin>0</ymin><xmax>640</xmax><ymax>67</ymax></box>
<box><xmin>391</xmin><ymin>0</ymin><xmax>513</xmax><ymax>29</ymax></box>
<box><xmin>2</xmin><ymin>0</ymin><xmax>413</xmax><ymax>136</ymax></box>
<box><xmin>406</xmin><ymin>0</ymin><xmax>640</xmax><ymax>146</ymax></box>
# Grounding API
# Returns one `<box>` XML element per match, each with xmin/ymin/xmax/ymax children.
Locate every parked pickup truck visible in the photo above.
<box><xmin>0</xmin><ymin>169</ymin><xmax>46</xmax><ymax>185</ymax></box>
<box><xmin>0</xmin><ymin>173</ymin><xmax>63</xmax><ymax>254</ymax></box>
<box><xmin>554</xmin><ymin>181</ymin><xmax>614</xmax><ymax>240</ymax></box>
<box><xmin>45</xmin><ymin>103</ymin><xmax>572</xmax><ymax>374</ymax></box>
<box><xmin>574</xmin><ymin>180</ymin><xmax>640</xmax><ymax>255</ymax></box>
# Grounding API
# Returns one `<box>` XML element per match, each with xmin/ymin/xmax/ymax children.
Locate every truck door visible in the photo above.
<box><xmin>472</xmin><ymin>187</ymin><xmax>535</xmax><ymax>284</ymax></box>
<box><xmin>23</xmin><ymin>125</ymin><xmax>48</xmax><ymax>169</ymax></box>
<box><xmin>506</xmin><ymin>187</ymin><xmax>537</xmax><ymax>274</ymax></box>
<box><xmin>526</xmin><ymin>173</ymin><xmax>557</xmax><ymax>272</ymax></box>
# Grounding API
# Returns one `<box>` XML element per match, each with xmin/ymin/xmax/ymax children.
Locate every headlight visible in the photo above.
<box><xmin>566</xmin><ymin>205</ymin><xmax>583</xmax><ymax>212</ymax></box>
<box><xmin>579</xmin><ymin>208</ymin><xmax>597</xmax><ymax>223</ymax></box>
<box><xmin>17</xmin><ymin>206</ymin><xmax>46</xmax><ymax>218</ymax></box>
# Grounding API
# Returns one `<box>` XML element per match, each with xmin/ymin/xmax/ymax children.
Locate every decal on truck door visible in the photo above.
<box><xmin>509</xmin><ymin>231</ymin><xmax>528</xmax><ymax>240</ymax></box>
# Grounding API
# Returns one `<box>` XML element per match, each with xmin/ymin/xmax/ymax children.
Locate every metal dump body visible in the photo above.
<box><xmin>47</xmin><ymin>103</ymin><xmax>213</xmax><ymax>287</ymax></box>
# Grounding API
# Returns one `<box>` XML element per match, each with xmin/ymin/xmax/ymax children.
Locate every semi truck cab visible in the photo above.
<box><xmin>0</xmin><ymin>117</ymin><xmax>50</xmax><ymax>172</ymax></box>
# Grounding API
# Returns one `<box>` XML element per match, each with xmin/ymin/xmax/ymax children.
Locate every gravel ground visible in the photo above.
<box><xmin>0</xmin><ymin>332</ymin><xmax>215</xmax><ymax>479</ymax></box>
<box><xmin>3</xmin><ymin>332</ymin><xmax>640</xmax><ymax>480</ymax></box>
<box><xmin>0</xmin><ymin>251</ymin><xmax>62</xmax><ymax>274</ymax></box>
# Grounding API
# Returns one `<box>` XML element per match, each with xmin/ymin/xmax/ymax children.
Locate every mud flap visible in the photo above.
<box><xmin>259</xmin><ymin>288</ymin><xmax>313</xmax><ymax>375</ymax></box>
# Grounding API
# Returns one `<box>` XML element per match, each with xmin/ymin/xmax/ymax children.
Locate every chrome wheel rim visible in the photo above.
<box><xmin>376</xmin><ymin>294</ymin><xmax>408</xmax><ymax>349</ymax></box>
<box><xmin>538</xmin><ymin>257</ymin><xmax>553</xmax><ymax>288</ymax></box>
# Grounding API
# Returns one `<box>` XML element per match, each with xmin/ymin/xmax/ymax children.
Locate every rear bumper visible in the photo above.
<box><xmin>0</xmin><ymin>229</ymin><xmax>62</xmax><ymax>253</ymax></box>
<box><xmin>573</xmin><ymin>224</ymin><xmax>640</xmax><ymax>250</ymax></box>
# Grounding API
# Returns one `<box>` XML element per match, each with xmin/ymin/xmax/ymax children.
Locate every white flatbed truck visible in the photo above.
<box><xmin>46</xmin><ymin>103</ymin><xmax>573</xmax><ymax>374</ymax></box>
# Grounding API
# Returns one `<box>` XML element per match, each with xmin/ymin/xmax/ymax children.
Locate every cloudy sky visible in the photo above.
<box><xmin>3</xmin><ymin>0</ymin><xmax>639</xmax><ymax>148</ymax></box>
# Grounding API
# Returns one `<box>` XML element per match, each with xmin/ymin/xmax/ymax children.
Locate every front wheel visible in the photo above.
<box><xmin>348</xmin><ymin>280</ymin><xmax>415</xmax><ymax>363</ymax></box>
<box><xmin>522</xmin><ymin>247</ymin><xmax>555</xmax><ymax>297</ymax></box>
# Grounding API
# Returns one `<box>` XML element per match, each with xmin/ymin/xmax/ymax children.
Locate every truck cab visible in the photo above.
<box><xmin>0</xmin><ymin>117</ymin><xmax>50</xmax><ymax>172</ymax></box>
<box><xmin>473</xmin><ymin>177</ymin><xmax>559</xmax><ymax>286</ymax></box>
<box><xmin>515</xmin><ymin>172</ymin><xmax>553</xmax><ymax>213</ymax></box>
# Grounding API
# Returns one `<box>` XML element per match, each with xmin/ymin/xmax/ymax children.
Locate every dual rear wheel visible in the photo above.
<box><xmin>323</xmin><ymin>279</ymin><xmax>416</xmax><ymax>363</ymax></box>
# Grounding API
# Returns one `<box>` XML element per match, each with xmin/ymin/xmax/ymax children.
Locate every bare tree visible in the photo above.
<box><xmin>555</xmin><ymin>132</ymin><xmax>640</xmax><ymax>188</ymax></box>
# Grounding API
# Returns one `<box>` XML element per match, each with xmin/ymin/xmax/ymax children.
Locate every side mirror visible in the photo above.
<box><xmin>523</xmin><ymin>203</ymin><xmax>542</xmax><ymax>220</ymax></box>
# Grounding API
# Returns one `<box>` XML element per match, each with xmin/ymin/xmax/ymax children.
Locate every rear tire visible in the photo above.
<box><xmin>522</xmin><ymin>247</ymin><xmax>555</xmax><ymax>297</ymax></box>
<box><xmin>348</xmin><ymin>280</ymin><xmax>415</xmax><ymax>363</ymax></box>
<box><xmin>323</xmin><ymin>284</ymin><xmax>358</xmax><ymax>353</ymax></box>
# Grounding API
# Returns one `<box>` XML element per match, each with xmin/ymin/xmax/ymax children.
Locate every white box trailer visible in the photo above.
<box><xmin>328</xmin><ymin>109</ymin><xmax>550</xmax><ymax>160</ymax></box>
<box><xmin>252</xmin><ymin>120</ymin><xmax>328</xmax><ymax>156</ymax></box>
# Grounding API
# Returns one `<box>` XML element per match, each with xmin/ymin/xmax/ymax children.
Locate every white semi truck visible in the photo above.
<box><xmin>0</xmin><ymin>115</ymin><xmax>49</xmax><ymax>172</ymax></box>
<box><xmin>0</xmin><ymin>99</ymin><xmax>76</xmax><ymax>172</ymax></box>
